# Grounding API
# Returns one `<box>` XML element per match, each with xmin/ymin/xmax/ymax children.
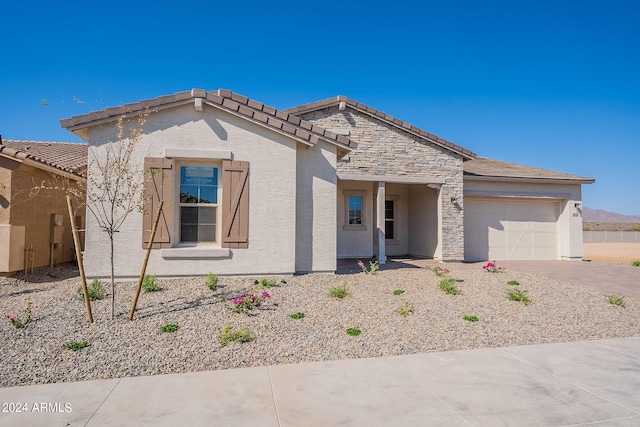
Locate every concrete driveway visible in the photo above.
<box><xmin>499</xmin><ymin>260</ymin><xmax>640</xmax><ymax>300</ymax></box>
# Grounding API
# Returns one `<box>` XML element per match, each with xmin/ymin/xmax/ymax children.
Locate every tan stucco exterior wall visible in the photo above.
<box><xmin>83</xmin><ymin>103</ymin><xmax>337</xmax><ymax>278</ymax></box>
<box><xmin>0</xmin><ymin>159</ymin><xmax>85</xmax><ymax>273</ymax></box>
<box><xmin>295</xmin><ymin>141</ymin><xmax>338</xmax><ymax>273</ymax></box>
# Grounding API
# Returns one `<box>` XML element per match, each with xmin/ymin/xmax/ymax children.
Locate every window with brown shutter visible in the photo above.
<box><xmin>142</xmin><ymin>157</ymin><xmax>173</xmax><ymax>248</ymax></box>
<box><xmin>221</xmin><ymin>160</ymin><xmax>249</xmax><ymax>248</ymax></box>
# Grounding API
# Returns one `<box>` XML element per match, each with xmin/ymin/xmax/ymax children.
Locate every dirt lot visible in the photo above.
<box><xmin>583</xmin><ymin>222</ymin><xmax>640</xmax><ymax>231</ymax></box>
<box><xmin>583</xmin><ymin>243</ymin><xmax>640</xmax><ymax>263</ymax></box>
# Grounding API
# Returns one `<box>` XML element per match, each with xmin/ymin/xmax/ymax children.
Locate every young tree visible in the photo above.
<box><xmin>85</xmin><ymin>109</ymin><xmax>150</xmax><ymax>320</ymax></box>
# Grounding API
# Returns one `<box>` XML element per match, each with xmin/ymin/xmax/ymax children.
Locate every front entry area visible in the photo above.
<box><xmin>464</xmin><ymin>198</ymin><xmax>560</xmax><ymax>261</ymax></box>
<box><xmin>337</xmin><ymin>180</ymin><xmax>441</xmax><ymax>261</ymax></box>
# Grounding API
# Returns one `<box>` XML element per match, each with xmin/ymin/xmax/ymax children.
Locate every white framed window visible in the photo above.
<box><xmin>343</xmin><ymin>190</ymin><xmax>366</xmax><ymax>231</ymax></box>
<box><xmin>179</xmin><ymin>164</ymin><xmax>220</xmax><ymax>244</ymax></box>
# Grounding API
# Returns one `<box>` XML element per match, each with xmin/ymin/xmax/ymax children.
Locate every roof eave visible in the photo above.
<box><xmin>463</xmin><ymin>174</ymin><xmax>596</xmax><ymax>185</ymax></box>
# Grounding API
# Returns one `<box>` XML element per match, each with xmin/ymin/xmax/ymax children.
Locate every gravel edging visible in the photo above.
<box><xmin>1</xmin><ymin>263</ymin><xmax>639</xmax><ymax>387</ymax></box>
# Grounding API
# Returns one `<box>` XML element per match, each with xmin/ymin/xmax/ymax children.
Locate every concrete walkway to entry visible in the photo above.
<box><xmin>499</xmin><ymin>260</ymin><xmax>640</xmax><ymax>300</ymax></box>
<box><xmin>1</xmin><ymin>337</ymin><xmax>639</xmax><ymax>426</ymax></box>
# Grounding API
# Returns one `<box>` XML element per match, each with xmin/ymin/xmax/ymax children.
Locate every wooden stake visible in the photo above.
<box><xmin>129</xmin><ymin>201</ymin><xmax>163</xmax><ymax>321</ymax></box>
<box><xmin>67</xmin><ymin>194</ymin><xmax>93</xmax><ymax>323</ymax></box>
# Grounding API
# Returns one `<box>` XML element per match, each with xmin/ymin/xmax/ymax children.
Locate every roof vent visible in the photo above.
<box><xmin>338</xmin><ymin>101</ymin><xmax>346</xmax><ymax>111</ymax></box>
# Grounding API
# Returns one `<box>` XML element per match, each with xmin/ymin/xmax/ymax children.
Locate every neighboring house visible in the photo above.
<box><xmin>60</xmin><ymin>89</ymin><xmax>594</xmax><ymax>278</ymax></box>
<box><xmin>0</xmin><ymin>138</ymin><xmax>87</xmax><ymax>274</ymax></box>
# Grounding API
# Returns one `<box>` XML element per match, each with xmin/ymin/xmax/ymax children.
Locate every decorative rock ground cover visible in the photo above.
<box><xmin>1</xmin><ymin>262</ymin><xmax>638</xmax><ymax>387</ymax></box>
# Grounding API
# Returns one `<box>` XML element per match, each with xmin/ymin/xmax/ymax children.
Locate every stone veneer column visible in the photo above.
<box><xmin>376</xmin><ymin>182</ymin><xmax>387</xmax><ymax>264</ymax></box>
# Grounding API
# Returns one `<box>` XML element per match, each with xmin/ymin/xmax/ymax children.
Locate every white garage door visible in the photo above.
<box><xmin>464</xmin><ymin>198</ymin><xmax>560</xmax><ymax>261</ymax></box>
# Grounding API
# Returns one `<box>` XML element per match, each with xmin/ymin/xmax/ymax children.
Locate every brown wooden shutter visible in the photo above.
<box><xmin>142</xmin><ymin>157</ymin><xmax>173</xmax><ymax>249</ymax></box>
<box><xmin>221</xmin><ymin>160</ymin><xmax>249</xmax><ymax>248</ymax></box>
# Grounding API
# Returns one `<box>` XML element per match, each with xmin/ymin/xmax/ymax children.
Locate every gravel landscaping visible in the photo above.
<box><xmin>1</xmin><ymin>260</ymin><xmax>639</xmax><ymax>388</ymax></box>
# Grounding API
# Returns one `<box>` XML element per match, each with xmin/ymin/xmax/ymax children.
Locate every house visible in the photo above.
<box><xmin>0</xmin><ymin>138</ymin><xmax>87</xmax><ymax>274</ymax></box>
<box><xmin>60</xmin><ymin>89</ymin><xmax>594</xmax><ymax>278</ymax></box>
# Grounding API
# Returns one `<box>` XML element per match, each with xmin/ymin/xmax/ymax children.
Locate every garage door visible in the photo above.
<box><xmin>464</xmin><ymin>198</ymin><xmax>560</xmax><ymax>261</ymax></box>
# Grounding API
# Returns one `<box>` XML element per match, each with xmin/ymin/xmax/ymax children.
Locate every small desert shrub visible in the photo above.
<box><xmin>346</xmin><ymin>328</ymin><xmax>361</xmax><ymax>336</ymax></box>
<box><xmin>506</xmin><ymin>289</ymin><xmax>531</xmax><ymax>305</ymax></box>
<box><xmin>77</xmin><ymin>279</ymin><xmax>106</xmax><ymax>301</ymax></box>
<box><xmin>482</xmin><ymin>261</ymin><xmax>504</xmax><ymax>273</ymax></box>
<box><xmin>6</xmin><ymin>298</ymin><xmax>33</xmax><ymax>328</ymax></box>
<box><xmin>582</xmin><ymin>225</ymin><xmax>591</xmax><ymax>231</ymax></box>
<box><xmin>290</xmin><ymin>312</ymin><xmax>305</xmax><ymax>319</ymax></box>
<box><xmin>438</xmin><ymin>278</ymin><xmax>461</xmax><ymax>295</ymax></box>
<box><xmin>463</xmin><ymin>315</ymin><xmax>479</xmax><ymax>322</ymax></box>
<box><xmin>161</xmin><ymin>323</ymin><xmax>179</xmax><ymax>333</ymax></box>
<box><xmin>205</xmin><ymin>273</ymin><xmax>219</xmax><ymax>291</ymax></box>
<box><xmin>142</xmin><ymin>274</ymin><xmax>158</xmax><ymax>292</ymax></box>
<box><xmin>606</xmin><ymin>295</ymin><xmax>626</xmax><ymax>307</ymax></box>
<box><xmin>66</xmin><ymin>341</ymin><xmax>89</xmax><ymax>351</ymax></box>
<box><xmin>432</xmin><ymin>266</ymin><xmax>449</xmax><ymax>277</ymax></box>
<box><xmin>632</xmin><ymin>260</ymin><xmax>640</xmax><ymax>267</ymax></box>
<box><xmin>393</xmin><ymin>289</ymin><xmax>405</xmax><ymax>295</ymax></box>
<box><xmin>258</xmin><ymin>277</ymin><xmax>277</xmax><ymax>288</ymax></box>
<box><xmin>507</xmin><ymin>280</ymin><xmax>520</xmax><ymax>286</ymax></box>
<box><xmin>329</xmin><ymin>283</ymin><xmax>351</xmax><ymax>299</ymax></box>
<box><xmin>357</xmin><ymin>260</ymin><xmax>379</xmax><ymax>274</ymax></box>
<box><xmin>397</xmin><ymin>302</ymin><xmax>414</xmax><ymax>316</ymax></box>
<box><xmin>231</xmin><ymin>291</ymin><xmax>271</xmax><ymax>313</ymax></box>
<box><xmin>219</xmin><ymin>324</ymin><xmax>255</xmax><ymax>345</ymax></box>
<box><xmin>634</xmin><ymin>224</ymin><xmax>640</xmax><ymax>232</ymax></box>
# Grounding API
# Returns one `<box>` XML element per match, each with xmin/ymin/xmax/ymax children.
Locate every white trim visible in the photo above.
<box><xmin>464</xmin><ymin>191</ymin><xmax>573</xmax><ymax>200</ymax></box>
<box><xmin>164</xmin><ymin>148</ymin><xmax>232</xmax><ymax>160</ymax></box>
<box><xmin>338</xmin><ymin>174</ymin><xmax>446</xmax><ymax>184</ymax></box>
<box><xmin>161</xmin><ymin>247</ymin><xmax>230</xmax><ymax>259</ymax></box>
<box><xmin>464</xmin><ymin>175</ymin><xmax>594</xmax><ymax>185</ymax></box>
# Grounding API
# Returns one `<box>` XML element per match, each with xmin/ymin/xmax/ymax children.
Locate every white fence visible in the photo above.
<box><xmin>583</xmin><ymin>231</ymin><xmax>640</xmax><ymax>243</ymax></box>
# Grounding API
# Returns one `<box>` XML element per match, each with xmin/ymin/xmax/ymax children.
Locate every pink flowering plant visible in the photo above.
<box><xmin>357</xmin><ymin>260</ymin><xmax>379</xmax><ymax>275</ymax></box>
<box><xmin>432</xmin><ymin>266</ymin><xmax>450</xmax><ymax>277</ymax></box>
<box><xmin>6</xmin><ymin>297</ymin><xmax>33</xmax><ymax>328</ymax></box>
<box><xmin>482</xmin><ymin>261</ymin><xmax>504</xmax><ymax>273</ymax></box>
<box><xmin>231</xmin><ymin>290</ymin><xmax>271</xmax><ymax>313</ymax></box>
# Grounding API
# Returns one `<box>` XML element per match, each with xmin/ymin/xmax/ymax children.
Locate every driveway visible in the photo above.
<box><xmin>499</xmin><ymin>260</ymin><xmax>640</xmax><ymax>300</ymax></box>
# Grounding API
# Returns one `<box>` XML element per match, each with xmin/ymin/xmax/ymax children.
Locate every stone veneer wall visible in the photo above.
<box><xmin>299</xmin><ymin>107</ymin><xmax>465</xmax><ymax>260</ymax></box>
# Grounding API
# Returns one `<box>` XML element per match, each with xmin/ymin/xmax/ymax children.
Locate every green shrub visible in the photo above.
<box><xmin>290</xmin><ymin>312</ymin><xmax>305</xmax><ymax>319</ymax></box>
<box><xmin>219</xmin><ymin>324</ymin><xmax>255</xmax><ymax>345</ymax></box>
<box><xmin>633</xmin><ymin>224</ymin><xmax>640</xmax><ymax>232</ymax></box>
<box><xmin>77</xmin><ymin>279</ymin><xmax>106</xmax><ymax>301</ymax></box>
<box><xmin>329</xmin><ymin>283</ymin><xmax>351</xmax><ymax>299</ymax></box>
<box><xmin>258</xmin><ymin>277</ymin><xmax>277</xmax><ymax>288</ymax></box>
<box><xmin>346</xmin><ymin>328</ymin><xmax>361</xmax><ymax>336</ymax></box>
<box><xmin>161</xmin><ymin>323</ymin><xmax>179</xmax><ymax>333</ymax></box>
<box><xmin>632</xmin><ymin>260</ymin><xmax>640</xmax><ymax>267</ymax></box>
<box><xmin>142</xmin><ymin>274</ymin><xmax>158</xmax><ymax>292</ymax></box>
<box><xmin>438</xmin><ymin>278</ymin><xmax>461</xmax><ymax>295</ymax></box>
<box><xmin>205</xmin><ymin>273</ymin><xmax>219</xmax><ymax>290</ymax></box>
<box><xmin>393</xmin><ymin>289</ymin><xmax>405</xmax><ymax>295</ymax></box>
<box><xmin>397</xmin><ymin>302</ymin><xmax>414</xmax><ymax>316</ymax></box>
<box><xmin>606</xmin><ymin>295</ymin><xmax>626</xmax><ymax>307</ymax></box>
<box><xmin>463</xmin><ymin>315</ymin><xmax>479</xmax><ymax>322</ymax></box>
<box><xmin>507</xmin><ymin>280</ymin><xmax>520</xmax><ymax>286</ymax></box>
<box><xmin>65</xmin><ymin>341</ymin><xmax>89</xmax><ymax>351</ymax></box>
<box><xmin>506</xmin><ymin>289</ymin><xmax>531</xmax><ymax>305</ymax></box>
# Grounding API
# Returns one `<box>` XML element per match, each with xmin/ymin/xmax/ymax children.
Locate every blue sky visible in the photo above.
<box><xmin>1</xmin><ymin>0</ymin><xmax>639</xmax><ymax>214</ymax></box>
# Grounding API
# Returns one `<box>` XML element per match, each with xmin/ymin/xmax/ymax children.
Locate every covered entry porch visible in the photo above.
<box><xmin>337</xmin><ymin>175</ymin><xmax>445</xmax><ymax>264</ymax></box>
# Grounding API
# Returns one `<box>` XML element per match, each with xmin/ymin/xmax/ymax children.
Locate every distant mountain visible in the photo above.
<box><xmin>583</xmin><ymin>208</ymin><xmax>640</xmax><ymax>223</ymax></box>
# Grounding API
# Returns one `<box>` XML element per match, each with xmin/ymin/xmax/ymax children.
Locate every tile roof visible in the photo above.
<box><xmin>60</xmin><ymin>89</ymin><xmax>356</xmax><ymax>155</ymax></box>
<box><xmin>463</xmin><ymin>157</ymin><xmax>595</xmax><ymax>183</ymax></box>
<box><xmin>284</xmin><ymin>96</ymin><xmax>477</xmax><ymax>160</ymax></box>
<box><xmin>0</xmin><ymin>138</ymin><xmax>88</xmax><ymax>178</ymax></box>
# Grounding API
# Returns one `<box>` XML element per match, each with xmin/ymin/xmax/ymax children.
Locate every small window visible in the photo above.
<box><xmin>348</xmin><ymin>195</ymin><xmax>362</xmax><ymax>225</ymax></box>
<box><xmin>179</xmin><ymin>166</ymin><xmax>218</xmax><ymax>243</ymax></box>
<box><xmin>385</xmin><ymin>200</ymin><xmax>395</xmax><ymax>240</ymax></box>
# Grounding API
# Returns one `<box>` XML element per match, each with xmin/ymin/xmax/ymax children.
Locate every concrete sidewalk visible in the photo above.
<box><xmin>1</xmin><ymin>337</ymin><xmax>639</xmax><ymax>426</ymax></box>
